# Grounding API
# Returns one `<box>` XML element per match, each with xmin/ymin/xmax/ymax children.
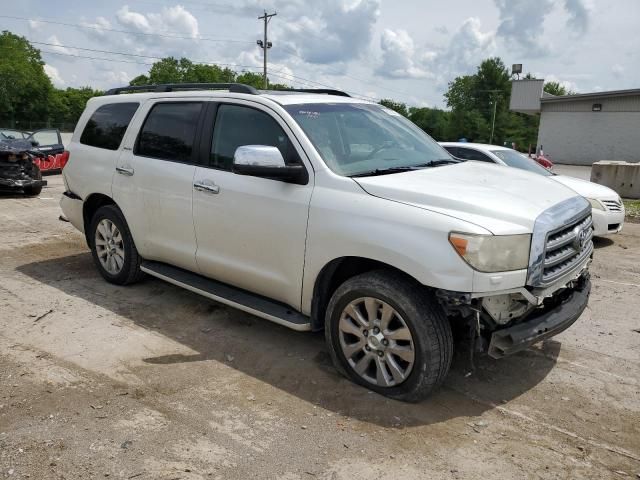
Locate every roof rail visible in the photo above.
<box><xmin>271</xmin><ymin>88</ymin><xmax>351</xmax><ymax>98</ymax></box>
<box><xmin>104</xmin><ymin>83</ymin><xmax>259</xmax><ymax>96</ymax></box>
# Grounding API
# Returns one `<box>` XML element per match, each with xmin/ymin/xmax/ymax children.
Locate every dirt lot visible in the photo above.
<box><xmin>1</xmin><ymin>175</ymin><xmax>639</xmax><ymax>480</ymax></box>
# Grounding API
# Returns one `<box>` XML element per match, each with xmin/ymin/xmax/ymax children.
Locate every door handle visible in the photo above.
<box><xmin>116</xmin><ymin>166</ymin><xmax>135</xmax><ymax>176</ymax></box>
<box><xmin>194</xmin><ymin>182</ymin><xmax>220</xmax><ymax>194</ymax></box>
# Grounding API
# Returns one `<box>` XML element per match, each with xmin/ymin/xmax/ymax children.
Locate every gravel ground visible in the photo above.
<box><xmin>1</xmin><ymin>175</ymin><xmax>639</xmax><ymax>480</ymax></box>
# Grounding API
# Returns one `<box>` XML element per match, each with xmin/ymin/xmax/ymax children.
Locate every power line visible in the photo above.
<box><xmin>1</xmin><ymin>13</ymin><xmax>416</xmax><ymax>104</ymax></box>
<box><xmin>0</xmin><ymin>14</ymin><xmax>253</xmax><ymax>44</ymax></box>
<box><xmin>16</xmin><ymin>40</ymin><xmax>382</xmax><ymax>101</ymax></box>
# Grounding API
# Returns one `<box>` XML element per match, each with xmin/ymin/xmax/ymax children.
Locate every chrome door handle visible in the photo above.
<box><xmin>116</xmin><ymin>166</ymin><xmax>135</xmax><ymax>176</ymax></box>
<box><xmin>194</xmin><ymin>182</ymin><xmax>220</xmax><ymax>194</ymax></box>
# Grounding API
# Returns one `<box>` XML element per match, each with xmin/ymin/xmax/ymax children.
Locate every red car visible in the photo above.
<box><xmin>526</xmin><ymin>146</ymin><xmax>554</xmax><ymax>170</ymax></box>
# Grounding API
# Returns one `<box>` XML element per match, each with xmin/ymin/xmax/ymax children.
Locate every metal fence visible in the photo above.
<box><xmin>2</xmin><ymin>120</ymin><xmax>76</xmax><ymax>133</ymax></box>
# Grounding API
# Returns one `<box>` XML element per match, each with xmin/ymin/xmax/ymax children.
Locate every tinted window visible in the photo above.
<box><xmin>491</xmin><ymin>149</ymin><xmax>553</xmax><ymax>176</ymax></box>
<box><xmin>442</xmin><ymin>146</ymin><xmax>460</xmax><ymax>158</ymax></box>
<box><xmin>211</xmin><ymin>104</ymin><xmax>296</xmax><ymax>170</ymax></box>
<box><xmin>80</xmin><ymin>103</ymin><xmax>139</xmax><ymax>150</ymax></box>
<box><xmin>455</xmin><ymin>147</ymin><xmax>493</xmax><ymax>162</ymax></box>
<box><xmin>136</xmin><ymin>102</ymin><xmax>202</xmax><ymax>162</ymax></box>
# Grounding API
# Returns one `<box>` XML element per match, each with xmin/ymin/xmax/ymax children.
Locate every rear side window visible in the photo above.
<box><xmin>136</xmin><ymin>102</ymin><xmax>203</xmax><ymax>163</ymax></box>
<box><xmin>80</xmin><ymin>103</ymin><xmax>139</xmax><ymax>150</ymax></box>
<box><xmin>455</xmin><ymin>147</ymin><xmax>493</xmax><ymax>162</ymax></box>
<box><xmin>211</xmin><ymin>104</ymin><xmax>297</xmax><ymax>171</ymax></box>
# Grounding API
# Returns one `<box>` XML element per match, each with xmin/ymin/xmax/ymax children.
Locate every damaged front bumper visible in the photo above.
<box><xmin>0</xmin><ymin>177</ymin><xmax>47</xmax><ymax>190</ymax></box>
<box><xmin>487</xmin><ymin>274</ymin><xmax>590</xmax><ymax>358</ymax></box>
<box><xmin>438</xmin><ymin>254</ymin><xmax>592</xmax><ymax>359</ymax></box>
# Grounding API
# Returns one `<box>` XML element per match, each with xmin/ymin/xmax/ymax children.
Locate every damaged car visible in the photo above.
<box><xmin>0</xmin><ymin>136</ymin><xmax>47</xmax><ymax>196</ymax></box>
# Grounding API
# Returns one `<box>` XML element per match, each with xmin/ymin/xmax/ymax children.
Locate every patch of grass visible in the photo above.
<box><xmin>623</xmin><ymin>199</ymin><xmax>640</xmax><ymax>223</ymax></box>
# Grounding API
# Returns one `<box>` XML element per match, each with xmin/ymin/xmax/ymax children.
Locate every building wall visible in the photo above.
<box><xmin>537</xmin><ymin>95</ymin><xmax>640</xmax><ymax>165</ymax></box>
<box><xmin>509</xmin><ymin>79</ymin><xmax>544</xmax><ymax>114</ymax></box>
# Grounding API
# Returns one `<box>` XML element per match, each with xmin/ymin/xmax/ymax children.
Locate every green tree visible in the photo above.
<box><xmin>544</xmin><ymin>81</ymin><xmax>573</xmax><ymax>96</ymax></box>
<box><xmin>0</xmin><ymin>31</ymin><xmax>53</xmax><ymax>126</ymax></box>
<box><xmin>379</xmin><ymin>99</ymin><xmax>409</xmax><ymax>117</ymax></box>
<box><xmin>408</xmin><ymin>107</ymin><xmax>450</xmax><ymax>140</ymax></box>
<box><xmin>49</xmin><ymin>87</ymin><xmax>103</xmax><ymax>126</ymax></box>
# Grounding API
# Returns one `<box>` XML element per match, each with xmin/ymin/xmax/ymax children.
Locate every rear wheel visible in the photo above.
<box><xmin>89</xmin><ymin>205</ymin><xmax>144</xmax><ymax>285</ymax></box>
<box><xmin>325</xmin><ymin>270</ymin><xmax>453</xmax><ymax>402</ymax></box>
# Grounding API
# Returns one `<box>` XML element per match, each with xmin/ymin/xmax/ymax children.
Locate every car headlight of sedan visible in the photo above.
<box><xmin>587</xmin><ymin>198</ymin><xmax>605</xmax><ymax>210</ymax></box>
<box><xmin>449</xmin><ymin>233</ymin><xmax>531</xmax><ymax>273</ymax></box>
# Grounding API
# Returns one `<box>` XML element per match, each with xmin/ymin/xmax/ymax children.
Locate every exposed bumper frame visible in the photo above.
<box><xmin>487</xmin><ymin>275</ymin><xmax>590</xmax><ymax>358</ymax></box>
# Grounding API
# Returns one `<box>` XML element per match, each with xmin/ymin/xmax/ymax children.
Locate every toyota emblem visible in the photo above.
<box><xmin>572</xmin><ymin>226</ymin><xmax>589</xmax><ymax>251</ymax></box>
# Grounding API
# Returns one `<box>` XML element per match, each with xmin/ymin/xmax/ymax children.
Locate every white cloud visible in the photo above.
<box><xmin>612</xmin><ymin>64</ymin><xmax>624</xmax><ymax>78</ymax></box>
<box><xmin>116</xmin><ymin>5</ymin><xmax>199</xmax><ymax>39</ymax></box>
<box><xmin>494</xmin><ymin>0</ymin><xmax>554</xmax><ymax>57</ymax></box>
<box><xmin>44</xmin><ymin>64</ymin><xmax>65</xmax><ymax>87</ymax></box>
<box><xmin>46</xmin><ymin>35</ymin><xmax>74</xmax><ymax>56</ymax></box>
<box><xmin>275</xmin><ymin>0</ymin><xmax>380</xmax><ymax>64</ymax></box>
<box><xmin>564</xmin><ymin>0</ymin><xmax>590</xmax><ymax>34</ymax></box>
<box><xmin>376</xmin><ymin>29</ymin><xmax>431</xmax><ymax>79</ymax></box>
<box><xmin>439</xmin><ymin>17</ymin><xmax>496</xmax><ymax>78</ymax></box>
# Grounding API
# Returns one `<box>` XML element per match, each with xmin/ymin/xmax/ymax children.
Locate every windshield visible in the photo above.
<box><xmin>491</xmin><ymin>149</ymin><xmax>554</xmax><ymax>177</ymax></box>
<box><xmin>284</xmin><ymin>103</ymin><xmax>455</xmax><ymax>176</ymax></box>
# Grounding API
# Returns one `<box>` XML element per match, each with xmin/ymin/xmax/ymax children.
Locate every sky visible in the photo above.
<box><xmin>2</xmin><ymin>0</ymin><xmax>638</xmax><ymax>108</ymax></box>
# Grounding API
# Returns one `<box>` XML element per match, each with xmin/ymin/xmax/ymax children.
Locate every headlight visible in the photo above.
<box><xmin>587</xmin><ymin>198</ymin><xmax>605</xmax><ymax>210</ymax></box>
<box><xmin>449</xmin><ymin>233</ymin><xmax>531</xmax><ymax>272</ymax></box>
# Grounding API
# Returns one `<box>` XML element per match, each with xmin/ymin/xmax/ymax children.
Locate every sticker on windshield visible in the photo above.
<box><xmin>297</xmin><ymin>110</ymin><xmax>320</xmax><ymax>119</ymax></box>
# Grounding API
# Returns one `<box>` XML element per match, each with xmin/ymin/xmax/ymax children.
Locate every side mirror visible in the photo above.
<box><xmin>232</xmin><ymin>145</ymin><xmax>307</xmax><ymax>184</ymax></box>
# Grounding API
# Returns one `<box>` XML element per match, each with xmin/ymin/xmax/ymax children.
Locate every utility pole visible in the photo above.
<box><xmin>489</xmin><ymin>97</ymin><xmax>498</xmax><ymax>144</ymax></box>
<box><xmin>257</xmin><ymin>11</ymin><xmax>276</xmax><ymax>89</ymax></box>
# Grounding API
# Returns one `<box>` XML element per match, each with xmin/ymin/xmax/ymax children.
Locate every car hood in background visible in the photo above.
<box><xmin>354</xmin><ymin>162</ymin><xmax>583</xmax><ymax>234</ymax></box>
<box><xmin>551</xmin><ymin>175</ymin><xmax>620</xmax><ymax>200</ymax></box>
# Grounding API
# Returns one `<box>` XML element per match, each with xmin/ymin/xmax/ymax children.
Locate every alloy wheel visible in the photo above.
<box><xmin>338</xmin><ymin>297</ymin><xmax>415</xmax><ymax>387</ymax></box>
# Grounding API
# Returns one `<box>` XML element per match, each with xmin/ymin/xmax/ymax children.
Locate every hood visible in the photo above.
<box><xmin>551</xmin><ymin>175</ymin><xmax>619</xmax><ymax>200</ymax></box>
<box><xmin>354</xmin><ymin>162</ymin><xmax>582</xmax><ymax>234</ymax></box>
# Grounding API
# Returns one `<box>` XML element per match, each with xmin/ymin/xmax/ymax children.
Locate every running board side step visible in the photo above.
<box><xmin>140</xmin><ymin>261</ymin><xmax>311</xmax><ymax>332</ymax></box>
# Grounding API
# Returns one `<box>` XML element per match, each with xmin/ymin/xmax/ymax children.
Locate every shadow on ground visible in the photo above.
<box><xmin>17</xmin><ymin>249</ymin><xmax>561</xmax><ymax>427</ymax></box>
<box><xmin>593</xmin><ymin>236</ymin><xmax>615</xmax><ymax>249</ymax></box>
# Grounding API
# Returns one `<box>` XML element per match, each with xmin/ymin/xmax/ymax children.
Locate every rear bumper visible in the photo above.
<box><xmin>60</xmin><ymin>191</ymin><xmax>84</xmax><ymax>233</ymax></box>
<box><xmin>488</xmin><ymin>275</ymin><xmax>591</xmax><ymax>358</ymax></box>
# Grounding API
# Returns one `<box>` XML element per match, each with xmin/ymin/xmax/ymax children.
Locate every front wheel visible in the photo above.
<box><xmin>325</xmin><ymin>270</ymin><xmax>453</xmax><ymax>402</ymax></box>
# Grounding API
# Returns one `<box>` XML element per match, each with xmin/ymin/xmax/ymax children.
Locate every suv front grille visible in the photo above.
<box><xmin>541</xmin><ymin>214</ymin><xmax>593</xmax><ymax>286</ymax></box>
<box><xmin>601</xmin><ymin>199</ymin><xmax>622</xmax><ymax>212</ymax></box>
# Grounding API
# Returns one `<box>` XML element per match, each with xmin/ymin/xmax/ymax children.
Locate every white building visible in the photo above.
<box><xmin>510</xmin><ymin>79</ymin><xmax>640</xmax><ymax>165</ymax></box>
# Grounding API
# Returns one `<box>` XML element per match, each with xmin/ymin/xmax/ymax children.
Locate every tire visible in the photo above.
<box><xmin>89</xmin><ymin>205</ymin><xmax>144</xmax><ymax>285</ymax></box>
<box><xmin>24</xmin><ymin>164</ymin><xmax>43</xmax><ymax>196</ymax></box>
<box><xmin>325</xmin><ymin>270</ymin><xmax>453</xmax><ymax>402</ymax></box>
<box><xmin>23</xmin><ymin>185</ymin><xmax>42</xmax><ymax>196</ymax></box>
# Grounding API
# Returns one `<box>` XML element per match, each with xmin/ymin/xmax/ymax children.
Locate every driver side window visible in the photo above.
<box><xmin>210</xmin><ymin>104</ymin><xmax>300</xmax><ymax>170</ymax></box>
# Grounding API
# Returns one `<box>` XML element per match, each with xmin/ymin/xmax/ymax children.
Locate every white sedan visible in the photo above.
<box><xmin>440</xmin><ymin>142</ymin><xmax>625</xmax><ymax>237</ymax></box>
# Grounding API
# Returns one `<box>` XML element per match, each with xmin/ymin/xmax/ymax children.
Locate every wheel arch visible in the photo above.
<box><xmin>310</xmin><ymin>256</ymin><xmax>426</xmax><ymax>331</ymax></box>
<box><xmin>82</xmin><ymin>193</ymin><xmax>117</xmax><ymax>246</ymax></box>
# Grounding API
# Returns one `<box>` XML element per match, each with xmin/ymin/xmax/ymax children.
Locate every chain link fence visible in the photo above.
<box><xmin>3</xmin><ymin>120</ymin><xmax>77</xmax><ymax>133</ymax></box>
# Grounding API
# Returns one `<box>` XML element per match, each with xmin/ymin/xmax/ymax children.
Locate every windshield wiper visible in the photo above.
<box><xmin>424</xmin><ymin>158</ymin><xmax>460</xmax><ymax>166</ymax></box>
<box><xmin>350</xmin><ymin>166</ymin><xmax>422</xmax><ymax>177</ymax></box>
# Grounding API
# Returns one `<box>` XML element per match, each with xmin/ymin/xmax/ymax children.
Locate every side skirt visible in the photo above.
<box><xmin>140</xmin><ymin>260</ymin><xmax>311</xmax><ymax>332</ymax></box>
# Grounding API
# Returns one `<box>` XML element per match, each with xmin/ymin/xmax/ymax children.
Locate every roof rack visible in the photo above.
<box><xmin>271</xmin><ymin>88</ymin><xmax>351</xmax><ymax>98</ymax></box>
<box><xmin>104</xmin><ymin>83</ymin><xmax>259</xmax><ymax>96</ymax></box>
<box><xmin>103</xmin><ymin>83</ymin><xmax>351</xmax><ymax>98</ymax></box>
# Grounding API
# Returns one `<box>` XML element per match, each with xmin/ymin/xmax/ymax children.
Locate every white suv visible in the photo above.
<box><xmin>60</xmin><ymin>83</ymin><xmax>593</xmax><ymax>402</ymax></box>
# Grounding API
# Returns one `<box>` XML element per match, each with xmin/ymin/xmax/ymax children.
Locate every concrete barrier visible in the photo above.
<box><xmin>590</xmin><ymin>161</ymin><xmax>640</xmax><ymax>199</ymax></box>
